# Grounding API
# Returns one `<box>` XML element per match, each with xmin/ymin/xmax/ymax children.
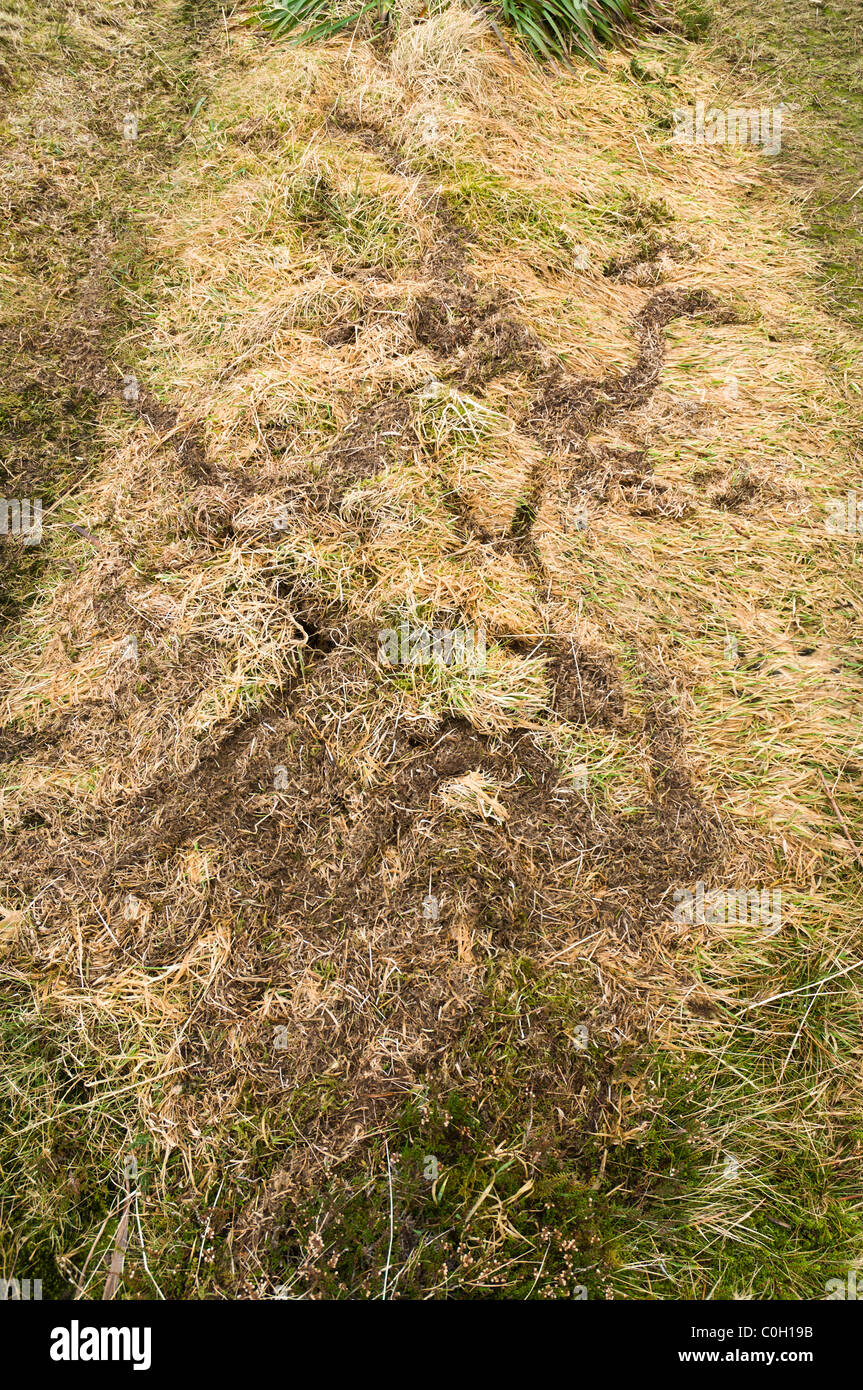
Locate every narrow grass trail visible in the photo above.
<box><xmin>1</xmin><ymin>0</ymin><xmax>862</xmax><ymax>1300</ymax></box>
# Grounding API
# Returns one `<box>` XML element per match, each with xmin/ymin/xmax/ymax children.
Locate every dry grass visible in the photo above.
<box><xmin>1</xmin><ymin>0</ymin><xmax>862</xmax><ymax>1299</ymax></box>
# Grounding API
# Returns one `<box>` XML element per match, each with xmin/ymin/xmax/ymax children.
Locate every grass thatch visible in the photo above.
<box><xmin>0</xmin><ymin>0</ymin><xmax>862</xmax><ymax>1300</ymax></box>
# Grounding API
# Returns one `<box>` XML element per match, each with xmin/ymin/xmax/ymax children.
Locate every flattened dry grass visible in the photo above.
<box><xmin>1</xmin><ymin>0</ymin><xmax>862</xmax><ymax>1299</ymax></box>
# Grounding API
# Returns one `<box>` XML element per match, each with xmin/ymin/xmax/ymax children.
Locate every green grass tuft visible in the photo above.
<box><xmin>255</xmin><ymin>0</ymin><xmax>637</xmax><ymax>63</ymax></box>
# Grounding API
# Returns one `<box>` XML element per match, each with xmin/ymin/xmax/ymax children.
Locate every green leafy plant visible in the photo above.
<box><xmin>255</xmin><ymin>0</ymin><xmax>636</xmax><ymax>63</ymax></box>
<box><xmin>256</xmin><ymin>0</ymin><xmax>381</xmax><ymax>46</ymax></box>
<box><xmin>498</xmin><ymin>0</ymin><xmax>635</xmax><ymax>61</ymax></box>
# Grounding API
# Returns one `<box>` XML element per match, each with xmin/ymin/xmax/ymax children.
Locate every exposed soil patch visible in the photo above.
<box><xmin>543</xmin><ymin>640</ymin><xmax>628</xmax><ymax>730</ymax></box>
<box><xmin>308</xmin><ymin>395</ymin><xmax>414</xmax><ymax>513</ymax></box>
<box><xmin>603</xmin><ymin>231</ymin><xmax>700</xmax><ymax>286</ymax></box>
<box><xmin>710</xmin><ymin>464</ymin><xmax>796</xmax><ymax>512</ymax></box>
<box><xmin>336</xmin><ymin>115</ymin><xmax>555</xmax><ymax>389</ymax></box>
<box><xmin>523</xmin><ymin>288</ymin><xmax>720</xmax><ymax>453</ymax></box>
<box><xmin>132</xmin><ymin>391</ymin><xmax>223</xmax><ymax>485</ymax></box>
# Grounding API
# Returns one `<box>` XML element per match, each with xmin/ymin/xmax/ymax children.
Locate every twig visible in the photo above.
<box><xmin>778</xmin><ymin>979</ymin><xmax>824</xmax><ymax>1082</ymax></box>
<box><xmin>470</xmin><ymin>7</ymin><xmax>519</xmax><ymax>67</ymax></box>
<box><xmin>525</xmin><ymin>1238</ymin><xmax>551</xmax><ymax>1299</ymax></box>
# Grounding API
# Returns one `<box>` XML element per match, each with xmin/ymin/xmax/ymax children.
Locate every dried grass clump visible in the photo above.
<box><xmin>389</xmin><ymin>6</ymin><xmax>494</xmax><ymax>101</ymax></box>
